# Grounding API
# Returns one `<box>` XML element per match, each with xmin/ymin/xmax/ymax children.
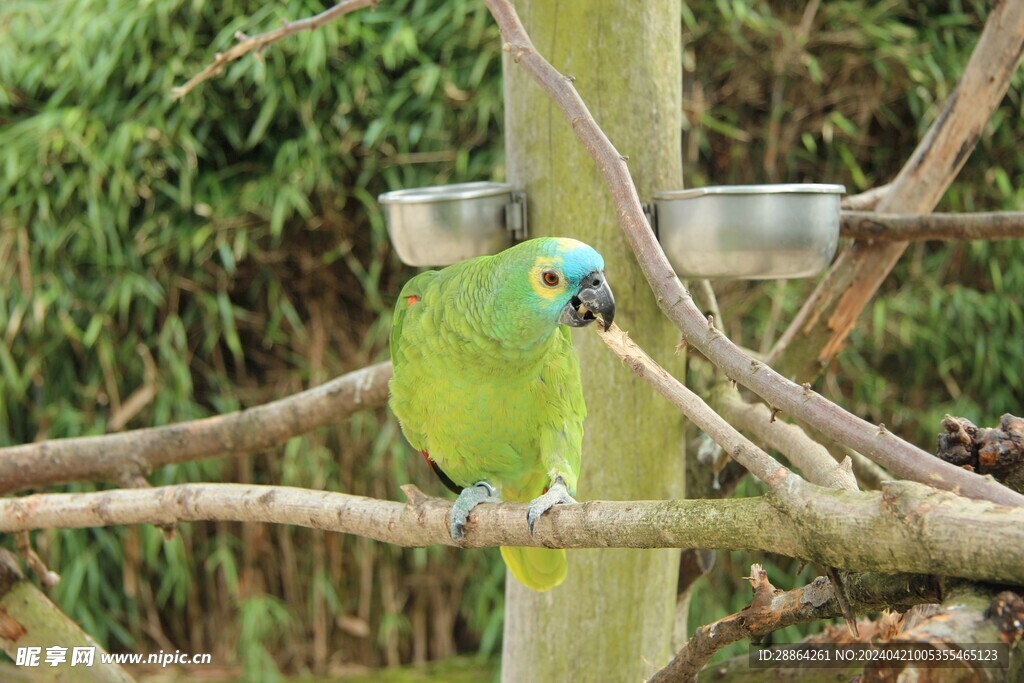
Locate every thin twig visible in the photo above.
<box><xmin>0</xmin><ymin>362</ymin><xmax>392</xmax><ymax>494</ymax></box>
<box><xmin>716</xmin><ymin>387</ymin><xmax>857</xmax><ymax>491</ymax></box>
<box><xmin>171</xmin><ymin>0</ymin><xmax>377</xmax><ymax>100</ymax></box>
<box><xmin>14</xmin><ymin>532</ymin><xmax>60</xmax><ymax>588</ymax></box>
<box><xmin>840</xmin><ymin>183</ymin><xmax>891</xmax><ymax>211</ymax></box>
<box><xmin>694</xmin><ymin>280</ymin><xmax>723</xmax><ymax>331</ymax></box>
<box><xmin>2</xmin><ymin>482</ymin><xmax>1023</xmax><ymax>583</ymax></box>
<box><xmin>596</xmin><ymin>323</ymin><xmax>792</xmax><ymax>489</ymax></box>
<box><xmin>841</xmin><ymin>210</ymin><xmax>1024</xmax><ymax>241</ymax></box>
<box><xmin>484</xmin><ymin>0</ymin><xmax>1024</xmax><ymax>508</ymax></box>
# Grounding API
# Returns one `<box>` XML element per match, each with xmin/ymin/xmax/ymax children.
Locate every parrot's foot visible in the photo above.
<box><xmin>526</xmin><ymin>477</ymin><xmax>577</xmax><ymax>534</ymax></box>
<box><xmin>450</xmin><ymin>481</ymin><xmax>501</xmax><ymax>542</ymax></box>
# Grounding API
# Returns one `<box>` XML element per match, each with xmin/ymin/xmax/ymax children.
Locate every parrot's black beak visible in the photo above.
<box><xmin>559</xmin><ymin>270</ymin><xmax>616</xmax><ymax>331</ymax></box>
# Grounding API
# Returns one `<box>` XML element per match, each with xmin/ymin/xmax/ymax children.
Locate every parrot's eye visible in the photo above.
<box><xmin>542</xmin><ymin>271</ymin><xmax>560</xmax><ymax>287</ymax></box>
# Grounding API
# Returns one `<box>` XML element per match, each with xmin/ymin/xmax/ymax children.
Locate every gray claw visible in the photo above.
<box><xmin>449</xmin><ymin>481</ymin><xmax>501</xmax><ymax>542</ymax></box>
<box><xmin>526</xmin><ymin>476</ymin><xmax>577</xmax><ymax>534</ymax></box>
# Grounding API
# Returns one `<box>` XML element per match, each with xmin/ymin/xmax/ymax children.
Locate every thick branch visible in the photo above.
<box><xmin>650</xmin><ymin>566</ymin><xmax>942</xmax><ymax>683</ymax></box>
<box><xmin>0</xmin><ymin>362</ymin><xmax>392</xmax><ymax>494</ymax></box>
<box><xmin>484</xmin><ymin>0</ymin><xmax>1024</xmax><ymax>508</ymax></box>
<box><xmin>771</xmin><ymin>2</ymin><xmax>1024</xmax><ymax>376</ymax></box>
<box><xmin>171</xmin><ymin>0</ymin><xmax>376</xmax><ymax>99</ymax></box>
<box><xmin>2</xmin><ymin>481</ymin><xmax>1024</xmax><ymax>584</ymax></box>
<box><xmin>841</xmin><ymin>211</ymin><xmax>1024</xmax><ymax>241</ymax></box>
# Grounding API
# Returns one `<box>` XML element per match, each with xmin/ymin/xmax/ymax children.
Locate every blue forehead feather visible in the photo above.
<box><xmin>542</xmin><ymin>238</ymin><xmax>604</xmax><ymax>280</ymax></box>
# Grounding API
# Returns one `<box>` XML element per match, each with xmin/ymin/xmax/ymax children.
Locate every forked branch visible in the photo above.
<box><xmin>0</xmin><ymin>362</ymin><xmax>391</xmax><ymax>494</ymax></box>
<box><xmin>597</xmin><ymin>323</ymin><xmax>793</xmax><ymax>490</ymax></box>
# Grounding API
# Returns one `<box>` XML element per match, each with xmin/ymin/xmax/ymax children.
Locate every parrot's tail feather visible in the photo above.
<box><xmin>500</xmin><ymin>546</ymin><xmax>567</xmax><ymax>591</ymax></box>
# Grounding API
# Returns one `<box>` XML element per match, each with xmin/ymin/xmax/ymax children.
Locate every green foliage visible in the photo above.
<box><xmin>1</xmin><ymin>0</ymin><xmax>503</xmax><ymax>674</ymax></box>
<box><xmin>238</xmin><ymin>595</ymin><xmax>296</xmax><ymax>683</ymax></box>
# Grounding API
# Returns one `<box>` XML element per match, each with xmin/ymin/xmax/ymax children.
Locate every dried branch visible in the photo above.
<box><xmin>484</xmin><ymin>0</ymin><xmax>1024</xmax><ymax>508</ymax></box>
<box><xmin>649</xmin><ymin>565</ymin><xmax>942</xmax><ymax>683</ymax></box>
<box><xmin>0</xmin><ymin>362</ymin><xmax>392</xmax><ymax>495</ymax></box>
<box><xmin>597</xmin><ymin>324</ymin><xmax>792</xmax><ymax>489</ymax></box>
<box><xmin>3</xmin><ymin>481</ymin><xmax>1024</xmax><ymax>584</ymax></box>
<box><xmin>841</xmin><ymin>211</ymin><xmax>1024</xmax><ymax>242</ymax></box>
<box><xmin>771</xmin><ymin>1</ymin><xmax>1024</xmax><ymax>377</ymax></box>
<box><xmin>171</xmin><ymin>0</ymin><xmax>377</xmax><ymax>100</ymax></box>
<box><xmin>716</xmin><ymin>388</ymin><xmax>857</xmax><ymax>491</ymax></box>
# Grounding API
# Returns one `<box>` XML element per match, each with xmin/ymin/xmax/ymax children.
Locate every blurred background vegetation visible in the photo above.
<box><xmin>0</xmin><ymin>0</ymin><xmax>1020</xmax><ymax>679</ymax></box>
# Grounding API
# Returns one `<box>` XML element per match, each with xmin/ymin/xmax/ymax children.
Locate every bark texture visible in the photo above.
<box><xmin>499</xmin><ymin>2</ymin><xmax>685</xmax><ymax>680</ymax></box>
<box><xmin>841</xmin><ymin>210</ymin><xmax>1024</xmax><ymax>242</ymax></box>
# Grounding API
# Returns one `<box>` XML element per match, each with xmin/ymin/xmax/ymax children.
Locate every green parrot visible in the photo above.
<box><xmin>389</xmin><ymin>237</ymin><xmax>615</xmax><ymax>591</ymax></box>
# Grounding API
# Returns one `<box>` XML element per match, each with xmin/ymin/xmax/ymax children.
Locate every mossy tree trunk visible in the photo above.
<box><xmin>500</xmin><ymin>2</ymin><xmax>685</xmax><ymax>680</ymax></box>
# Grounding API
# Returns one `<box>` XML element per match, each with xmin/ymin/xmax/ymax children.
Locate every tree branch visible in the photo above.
<box><xmin>649</xmin><ymin>565</ymin><xmax>942</xmax><ymax>683</ymax></box>
<box><xmin>484</xmin><ymin>0</ymin><xmax>1024</xmax><ymax>508</ymax></box>
<box><xmin>715</xmin><ymin>388</ymin><xmax>857</xmax><ymax>491</ymax></box>
<box><xmin>770</xmin><ymin>1</ymin><xmax>1024</xmax><ymax>377</ymax></box>
<box><xmin>3</xmin><ymin>481</ymin><xmax>1024</xmax><ymax>584</ymax></box>
<box><xmin>597</xmin><ymin>324</ymin><xmax>793</xmax><ymax>490</ymax></box>
<box><xmin>840</xmin><ymin>184</ymin><xmax>891</xmax><ymax>211</ymax></box>
<box><xmin>841</xmin><ymin>211</ymin><xmax>1024</xmax><ymax>241</ymax></box>
<box><xmin>171</xmin><ymin>0</ymin><xmax>377</xmax><ymax>100</ymax></box>
<box><xmin>0</xmin><ymin>362</ymin><xmax>392</xmax><ymax>495</ymax></box>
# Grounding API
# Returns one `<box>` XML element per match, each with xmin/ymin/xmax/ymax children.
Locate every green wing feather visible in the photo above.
<box><xmin>389</xmin><ymin>270</ymin><xmax>439</xmax><ymax>366</ymax></box>
<box><xmin>389</xmin><ymin>269</ymin><xmax>440</xmax><ymax>453</ymax></box>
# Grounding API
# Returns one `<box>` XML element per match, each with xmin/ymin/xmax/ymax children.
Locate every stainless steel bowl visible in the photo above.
<box><xmin>379</xmin><ymin>182</ymin><xmax>525</xmax><ymax>267</ymax></box>
<box><xmin>654</xmin><ymin>184</ymin><xmax>845</xmax><ymax>279</ymax></box>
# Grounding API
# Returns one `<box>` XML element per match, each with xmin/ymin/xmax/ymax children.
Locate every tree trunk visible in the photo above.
<box><xmin>501</xmin><ymin>2</ymin><xmax>685</xmax><ymax>681</ymax></box>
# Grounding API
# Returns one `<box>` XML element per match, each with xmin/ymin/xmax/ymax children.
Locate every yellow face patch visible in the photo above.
<box><xmin>529</xmin><ymin>256</ymin><xmax>566</xmax><ymax>301</ymax></box>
